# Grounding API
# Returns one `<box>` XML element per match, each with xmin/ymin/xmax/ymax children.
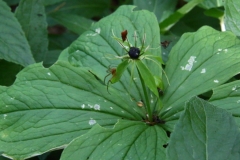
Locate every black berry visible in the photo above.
<box><xmin>128</xmin><ymin>47</ymin><xmax>140</xmax><ymax>59</ymax></box>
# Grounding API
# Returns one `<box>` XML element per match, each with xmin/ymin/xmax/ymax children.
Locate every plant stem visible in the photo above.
<box><xmin>137</xmin><ymin>68</ymin><xmax>153</xmax><ymax>122</ymax></box>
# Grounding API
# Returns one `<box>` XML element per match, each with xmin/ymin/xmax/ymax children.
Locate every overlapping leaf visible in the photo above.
<box><xmin>167</xmin><ymin>97</ymin><xmax>240</xmax><ymax>160</ymax></box>
<box><xmin>133</xmin><ymin>0</ymin><xmax>178</xmax><ymax>22</ymax></box>
<box><xmin>50</xmin><ymin>13</ymin><xmax>94</xmax><ymax>35</ymax></box>
<box><xmin>224</xmin><ymin>0</ymin><xmax>240</xmax><ymax>36</ymax></box>
<box><xmin>160</xmin><ymin>26</ymin><xmax>240</xmax><ymax>130</ymax></box>
<box><xmin>67</xmin><ymin>5</ymin><xmax>161</xmax><ymax>105</ymax></box>
<box><xmin>0</xmin><ymin>0</ymin><xmax>35</xmax><ymax>66</ymax></box>
<box><xmin>0</xmin><ymin>61</ymin><xmax>143</xmax><ymax>159</ymax></box>
<box><xmin>210</xmin><ymin>80</ymin><xmax>240</xmax><ymax>126</ymax></box>
<box><xmin>46</xmin><ymin>0</ymin><xmax>110</xmax><ymax>18</ymax></box>
<box><xmin>61</xmin><ymin>120</ymin><xmax>168</xmax><ymax>160</ymax></box>
<box><xmin>15</xmin><ymin>0</ymin><xmax>48</xmax><ymax>62</ymax></box>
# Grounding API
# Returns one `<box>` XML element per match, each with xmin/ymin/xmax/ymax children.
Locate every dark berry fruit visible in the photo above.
<box><xmin>128</xmin><ymin>47</ymin><xmax>140</xmax><ymax>59</ymax></box>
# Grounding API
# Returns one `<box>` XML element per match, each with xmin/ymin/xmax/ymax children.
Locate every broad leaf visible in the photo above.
<box><xmin>15</xmin><ymin>0</ymin><xmax>48</xmax><ymax>62</ymax></box>
<box><xmin>224</xmin><ymin>0</ymin><xmax>240</xmax><ymax>36</ymax></box>
<box><xmin>160</xmin><ymin>26</ymin><xmax>240</xmax><ymax>131</ymax></box>
<box><xmin>0</xmin><ymin>61</ymin><xmax>144</xmax><ymax>159</ymax></box>
<box><xmin>133</xmin><ymin>0</ymin><xmax>178</xmax><ymax>22</ymax></box>
<box><xmin>167</xmin><ymin>97</ymin><xmax>240</xmax><ymax>160</ymax></box>
<box><xmin>67</xmin><ymin>5</ymin><xmax>161</xmax><ymax>103</ymax></box>
<box><xmin>50</xmin><ymin>13</ymin><xmax>94</xmax><ymax>35</ymax></box>
<box><xmin>46</xmin><ymin>0</ymin><xmax>111</xmax><ymax>18</ymax></box>
<box><xmin>0</xmin><ymin>0</ymin><xmax>35</xmax><ymax>66</ymax></box>
<box><xmin>44</xmin><ymin>0</ymin><xmax>64</xmax><ymax>6</ymax></box>
<box><xmin>3</xmin><ymin>0</ymin><xmax>19</xmax><ymax>5</ymax></box>
<box><xmin>61</xmin><ymin>120</ymin><xmax>168</xmax><ymax>160</ymax></box>
<box><xmin>209</xmin><ymin>80</ymin><xmax>240</xmax><ymax>126</ymax></box>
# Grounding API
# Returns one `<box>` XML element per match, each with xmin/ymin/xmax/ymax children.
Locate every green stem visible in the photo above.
<box><xmin>137</xmin><ymin>68</ymin><xmax>153</xmax><ymax>122</ymax></box>
<box><xmin>160</xmin><ymin>0</ymin><xmax>203</xmax><ymax>33</ymax></box>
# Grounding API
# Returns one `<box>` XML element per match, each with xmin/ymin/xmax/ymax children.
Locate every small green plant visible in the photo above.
<box><xmin>0</xmin><ymin>0</ymin><xmax>240</xmax><ymax>160</ymax></box>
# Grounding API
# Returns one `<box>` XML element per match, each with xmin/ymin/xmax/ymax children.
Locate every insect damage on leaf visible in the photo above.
<box><xmin>161</xmin><ymin>40</ymin><xmax>171</xmax><ymax>48</ymax></box>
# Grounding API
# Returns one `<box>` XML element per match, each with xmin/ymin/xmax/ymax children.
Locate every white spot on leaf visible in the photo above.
<box><xmin>214</xmin><ymin>80</ymin><xmax>219</xmax><ymax>83</ymax></box>
<box><xmin>224</xmin><ymin>49</ymin><xmax>228</xmax><ymax>52</ymax></box>
<box><xmin>237</xmin><ymin>100</ymin><xmax>240</xmax><ymax>104</ymax></box>
<box><xmin>47</xmin><ymin>72</ymin><xmax>51</xmax><ymax>76</ymax></box>
<box><xmin>89</xmin><ymin>119</ymin><xmax>96</xmax><ymax>125</ymax></box>
<box><xmin>94</xmin><ymin>104</ymin><xmax>100</xmax><ymax>110</ymax></box>
<box><xmin>218</xmin><ymin>49</ymin><xmax>222</xmax><ymax>51</ymax></box>
<box><xmin>95</xmin><ymin>28</ymin><xmax>101</xmax><ymax>34</ymax></box>
<box><xmin>86</xmin><ymin>28</ymin><xmax>101</xmax><ymax>36</ymax></box>
<box><xmin>81</xmin><ymin>104</ymin><xmax>85</xmax><ymax>109</ymax></box>
<box><xmin>3</xmin><ymin>114</ymin><xmax>7</xmax><ymax>120</ymax></box>
<box><xmin>88</xmin><ymin>104</ymin><xmax>93</xmax><ymax>108</ymax></box>
<box><xmin>201</xmin><ymin>68</ymin><xmax>206</xmax><ymax>73</ymax></box>
<box><xmin>181</xmin><ymin>56</ymin><xmax>197</xmax><ymax>71</ymax></box>
<box><xmin>232</xmin><ymin>86</ymin><xmax>237</xmax><ymax>91</ymax></box>
<box><xmin>110</xmin><ymin>107</ymin><xmax>113</xmax><ymax>109</ymax></box>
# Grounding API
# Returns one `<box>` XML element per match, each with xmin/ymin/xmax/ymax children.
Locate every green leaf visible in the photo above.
<box><xmin>3</xmin><ymin>0</ymin><xmax>19</xmax><ymax>5</ymax></box>
<box><xmin>50</xmin><ymin>13</ymin><xmax>94</xmax><ymax>35</ymax></box>
<box><xmin>160</xmin><ymin>0</ymin><xmax>203</xmax><ymax>33</ymax></box>
<box><xmin>133</xmin><ymin>0</ymin><xmax>178</xmax><ymax>22</ymax></box>
<box><xmin>68</xmin><ymin>5</ymin><xmax>161</xmax><ymax>103</ymax></box>
<box><xmin>224</xmin><ymin>0</ymin><xmax>240</xmax><ymax>36</ymax></box>
<box><xmin>160</xmin><ymin>26</ymin><xmax>240</xmax><ymax>130</ymax></box>
<box><xmin>170</xmin><ymin>7</ymin><xmax>221</xmax><ymax>36</ymax></box>
<box><xmin>110</xmin><ymin>59</ymin><xmax>129</xmax><ymax>84</ymax></box>
<box><xmin>160</xmin><ymin>35</ymin><xmax>179</xmax><ymax>63</ymax></box>
<box><xmin>46</xmin><ymin>0</ymin><xmax>111</xmax><ymax>18</ymax></box>
<box><xmin>15</xmin><ymin>0</ymin><xmax>48</xmax><ymax>62</ymax></box>
<box><xmin>136</xmin><ymin>60</ymin><xmax>158</xmax><ymax>97</ymax></box>
<box><xmin>209</xmin><ymin>80</ymin><xmax>240</xmax><ymax>126</ymax></box>
<box><xmin>0</xmin><ymin>61</ymin><xmax>144</xmax><ymax>159</ymax></box>
<box><xmin>167</xmin><ymin>97</ymin><xmax>240</xmax><ymax>160</ymax></box>
<box><xmin>44</xmin><ymin>0</ymin><xmax>64</xmax><ymax>6</ymax></box>
<box><xmin>60</xmin><ymin>120</ymin><xmax>168</xmax><ymax>160</ymax></box>
<box><xmin>204</xmin><ymin>8</ymin><xmax>224</xmax><ymax>19</ymax></box>
<box><xmin>0</xmin><ymin>0</ymin><xmax>35</xmax><ymax>67</ymax></box>
<box><xmin>185</xmin><ymin>0</ymin><xmax>224</xmax><ymax>9</ymax></box>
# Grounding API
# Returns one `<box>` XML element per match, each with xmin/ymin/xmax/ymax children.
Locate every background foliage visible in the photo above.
<box><xmin>0</xmin><ymin>0</ymin><xmax>240</xmax><ymax>159</ymax></box>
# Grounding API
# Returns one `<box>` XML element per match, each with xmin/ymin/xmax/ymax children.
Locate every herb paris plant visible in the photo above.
<box><xmin>1</xmin><ymin>3</ymin><xmax>240</xmax><ymax>160</ymax></box>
